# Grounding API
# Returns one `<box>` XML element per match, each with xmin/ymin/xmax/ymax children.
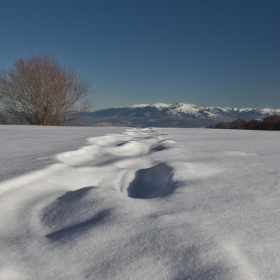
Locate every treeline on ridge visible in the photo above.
<box><xmin>209</xmin><ymin>115</ymin><xmax>280</xmax><ymax>130</ymax></box>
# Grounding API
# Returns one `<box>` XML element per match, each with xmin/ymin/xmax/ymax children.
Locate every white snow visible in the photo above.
<box><xmin>129</xmin><ymin>104</ymin><xmax>151</xmax><ymax>108</ymax></box>
<box><xmin>259</xmin><ymin>108</ymin><xmax>280</xmax><ymax>114</ymax></box>
<box><xmin>1</xmin><ymin>125</ymin><xmax>280</xmax><ymax>279</ymax></box>
<box><xmin>151</xmin><ymin>103</ymin><xmax>173</xmax><ymax>109</ymax></box>
<box><xmin>128</xmin><ymin>103</ymin><xmax>173</xmax><ymax>109</ymax></box>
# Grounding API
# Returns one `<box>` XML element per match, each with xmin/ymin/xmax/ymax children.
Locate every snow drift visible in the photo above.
<box><xmin>1</xmin><ymin>125</ymin><xmax>280</xmax><ymax>279</ymax></box>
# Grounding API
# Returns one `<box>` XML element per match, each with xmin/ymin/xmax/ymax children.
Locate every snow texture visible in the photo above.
<box><xmin>1</xmin><ymin>126</ymin><xmax>280</xmax><ymax>279</ymax></box>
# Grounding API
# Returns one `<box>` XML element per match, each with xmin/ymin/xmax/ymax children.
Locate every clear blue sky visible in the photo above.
<box><xmin>1</xmin><ymin>0</ymin><xmax>280</xmax><ymax>110</ymax></box>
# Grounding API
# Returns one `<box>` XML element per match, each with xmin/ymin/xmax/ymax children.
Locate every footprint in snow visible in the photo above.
<box><xmin>127</xmin><ymin>163</ymin><xmax>177</xmax><ymax>199</ymax></box>
<box><xmin>41</xmin><ymin>187</ymin><xmax>111</xmax><ymax>243</ymax></box>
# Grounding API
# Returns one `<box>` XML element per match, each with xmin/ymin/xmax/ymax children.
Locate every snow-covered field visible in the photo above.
<box><xmin>1</xmin><ymin>125</ymin><xmax>280</xmax><ymax>280</ymax></box>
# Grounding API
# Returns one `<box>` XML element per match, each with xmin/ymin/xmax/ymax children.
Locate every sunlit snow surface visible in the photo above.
<box><xmin>1</xmin><ymin>126</ymin><xmax>280</xmax><ymax>280</ymax></box>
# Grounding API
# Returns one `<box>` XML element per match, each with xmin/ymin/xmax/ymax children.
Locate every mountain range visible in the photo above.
<box><xmin>79</xmin><ymin>103</ymin><xmax>280</xmax><ymax>127</ymax></box>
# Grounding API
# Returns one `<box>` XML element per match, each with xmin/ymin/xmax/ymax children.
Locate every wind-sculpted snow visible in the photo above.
<box><xmin>1</xmin><ymin>126</ymin><xmax>280</xmax><ymax>279</ymax></box>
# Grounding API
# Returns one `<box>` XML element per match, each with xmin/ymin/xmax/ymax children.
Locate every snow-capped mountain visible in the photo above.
<box><xmin>86</xmin><ymin>103</ymin><xmax>280</xmax><ymax>122</ymax></box>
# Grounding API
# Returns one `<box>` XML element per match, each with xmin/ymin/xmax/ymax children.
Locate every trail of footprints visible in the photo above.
<box><xmin>56</xmin><ymin>128</ymin><xmax>177</xmax><ymax>199</ymax></box>
<box><xmin>41</xmin><ymin>128</ymin><xmax>178</xmax><ymax>243</ymax></box>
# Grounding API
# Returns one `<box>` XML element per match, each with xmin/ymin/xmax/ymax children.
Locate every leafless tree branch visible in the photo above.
<box><xmin>0</xmin><ymin>54</ymin><xmax>94</xmax><ymax>125</ymax></box>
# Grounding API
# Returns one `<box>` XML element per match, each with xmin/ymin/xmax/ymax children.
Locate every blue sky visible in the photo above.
<box><xmin>1</xmin><ymin>0</ymin><xmax>280</xmax><ymax>110</ymax></box>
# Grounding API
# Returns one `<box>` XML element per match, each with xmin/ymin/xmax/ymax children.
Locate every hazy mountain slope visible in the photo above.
<box><xmin>79</xmin><ymin>103</ymin><xmax>280</xmax><ymax>127</ymax></box>
<box><xmin>87</xmin><ymin>103</ymin><xmax>280</xmax><ymax>120</ymax></box>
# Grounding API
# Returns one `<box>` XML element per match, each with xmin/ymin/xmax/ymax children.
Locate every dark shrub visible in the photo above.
<box><xmin>214</xmin><ymin>122</ymin><xmax>228</xmax><ymax>129</ymax></box>
<box><xmin>260</xmin><ymin>115</ymin><xmax>280</xmax><ymax>130</ymax></box>
<box><xmin>229</xmin><ymin>119</ymin><xmax>247</xmax><ymax>129</ymax></box>
<box><xmin>246</xmin><ymin>119</ymin><xmax>260</xmax><ymax>130</ymax></box>
<box><xmin>209</xmin><ymin>115</ymin><xmax>280</xmax><ymax>131</ymax></box>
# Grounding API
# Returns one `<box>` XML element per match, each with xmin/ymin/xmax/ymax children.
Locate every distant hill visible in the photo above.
<box><xmin>77</xmin><ymin>103</ymin><xmax>280</xmax><ymax>127</ymax></box>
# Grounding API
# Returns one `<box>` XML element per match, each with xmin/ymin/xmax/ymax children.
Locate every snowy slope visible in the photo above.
<box><xmin>86</xmin><ymin>103</ymin><xmax>280</xmax><ymax>122</ymax></box>
<box><xmin>0</xmin><ymin>126</ymin><xmax>127</xmax><ymax>182</ymax></box>
<box><xmin>1</xmin><ymin>126</ymin><xmax>280</xmax><ymax>279</ymax></box>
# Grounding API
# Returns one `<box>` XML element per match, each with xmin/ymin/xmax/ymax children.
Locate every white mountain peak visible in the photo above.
<box><xmin>90</xmin><ymin>102</ymin><xmax>280</xmax><ymax>124</ymax></box>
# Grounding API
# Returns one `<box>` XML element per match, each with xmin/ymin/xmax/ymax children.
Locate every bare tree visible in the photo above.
<box><xmin>0</xmin><ymin>54</ymin><xmax>93</xmax><ymax>125</ymax></box>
